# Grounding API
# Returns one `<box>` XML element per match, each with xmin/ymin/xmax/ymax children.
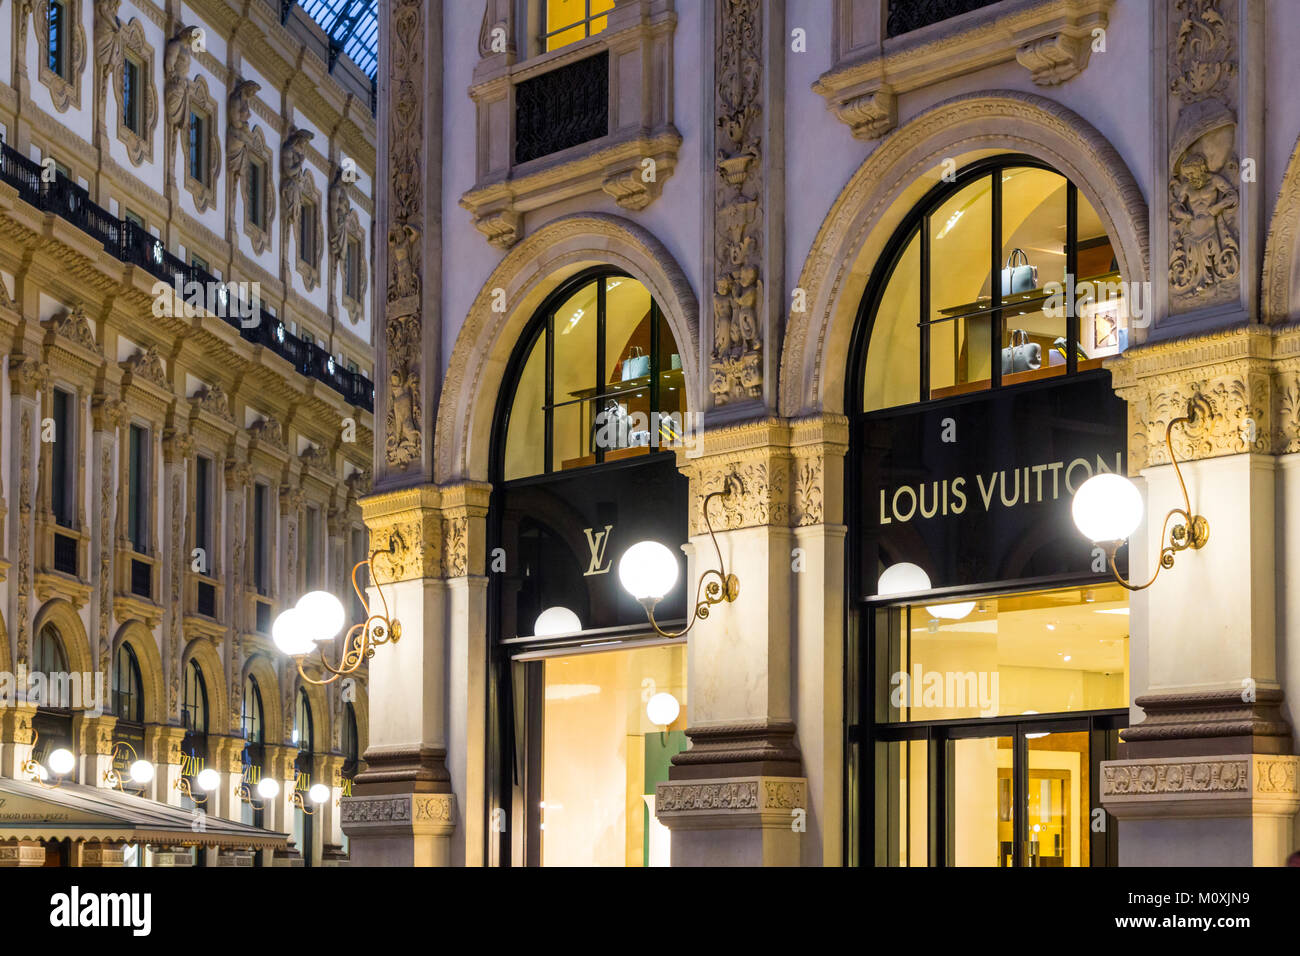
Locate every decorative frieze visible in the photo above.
<box><xmin>655</xmin><ymin>776</ymin><xmax>808</xmax><ymax>826</ymax></box>
<box><xmin>340</xmin><ymin>793</ymin><xmax>456</xmax><ymax>834</ymax></box>
<box><xmin>1106</xmin><ymin>324</ymin><xmax>1300</xmax><ymax>471</ymax></box>
<box><xmin>1101</xmin><ymin>754</ymin><xmax>1298</xmax><ymax>801</ymax></box>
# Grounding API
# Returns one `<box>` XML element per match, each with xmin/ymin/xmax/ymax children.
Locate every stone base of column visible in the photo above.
<box><xmin>273</xmin><ymin>845</ymin><xmax>304</xmax><ymax>867</ymax></box>
<box><xmin>341</xmin><ymin>792</ymin><xmax>456</xmax><ymax>866</ymax></box>
<box><xmin>655</xmin><ymin>776</ymin><xmax>807</xmax><ymax>866</ymax></box>
<box><xmin>320</xmin><ymin>843</ymin><xmax>349</xmax><ymax>867</ymax></box>
<box><xmin>0</xmin><ymin>839</ymin><xmax>45</xmax><ymax>866</ymax></box>
<box><xmin>667</xmin><ymin>720</ymin><xmax>802</xmax><ymax>779</ymax></box>
<box><xmin>1102</xmin><ymin>690</ymin><xmax>1300</xmax><ymax>865</ymax></box>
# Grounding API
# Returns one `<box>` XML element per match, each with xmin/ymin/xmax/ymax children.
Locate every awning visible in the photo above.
<box><xmin>0</xmin><ymin>776</ymin><xmax>289</xmax><ymax>849</ymax></box>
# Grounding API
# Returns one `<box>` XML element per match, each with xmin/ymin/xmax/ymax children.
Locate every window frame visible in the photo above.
<box><xmin>849</xmin><ymin>155</ymin><xmax>1102</xmax><ymax>414</ymax></box>
<box><xmin>494</xmin><ymin>266</ymin><xmax>681</xmax><ymax>482</ymax></box>
<box><xmin>127</xmin><ymin>423</ymin><xmax>149</xmax><ymax>553</ymax></box>
<box><xmin>50</xmin><ymin>386</ymin><xmax>76</xmax><ymax>528</ymax></box>
<box><xmin>253</xmin><ymin>481</ymin><xmax>269</xmax><ymax>596</ymax></box>
<box><xmin>541</xmin><ymin>0</ymin><xmax>616</xmax><ymax>53</ymax></box>
<box><xmin>47</xmin><ymin>0</ymin><xmax>67</xmax><ymax>78</ymax></box>
<box><xmin>113</xmin><ymin>642</ymin><xmax>144</xmax><ymax>724</ymax></box>
<box><xmin>181</xmin><ymin>658</ymin><xmax>208</xmax><ymax>734</ymax></box>
<box><xmin>122</xmin><ymin>54</ymin><xmax>142</xmax><ymax>134</ymax></box>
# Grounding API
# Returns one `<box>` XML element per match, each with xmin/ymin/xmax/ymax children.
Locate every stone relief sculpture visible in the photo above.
<box><xmin>227</xmin><ymin>80</ymin><xmax>261</xmax><ymax>186</ymax></box>
<box><xmin>163</xmin><ymin>25</ymin><xmax>202</xmax><ymax>176</ymax></box>
<box><xmin>328</xmin><ymin>165</ymin><xmax>350</xmax><ymax>265</ymax></box>
<box><xmin>383</xmin><ymin>0</ymin><xmax>426</xmax><ymax>470</ymax></box>
<box><xmin>710</xmin><ymin>0</ymin><xmax>765</xmax><ymax>405</ymax></box>
<box><xmin>280</xmin><ymin>127</ymin><xmax>315</xmax><ymax>232</ymax></box>
<box><xmin>93</xmin><ymin>0</ymin><xmax>124</xmax><ymax>124</ymax></box>
<box><xmin>1167</xmin><ymin>0</ymin><xmax>1240</xmax><ymax>308</ymax></box>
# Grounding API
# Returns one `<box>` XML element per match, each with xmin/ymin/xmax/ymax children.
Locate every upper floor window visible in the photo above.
<box><xmin>122</xmin><ymin>54</ymin><xmax>143</xmax><ymax>134</ymax></box>
<box><xmin>124</xmin><ymin>209</ymin><xmax>145</xmax><ymax>230</ymax></box>
<box><xmin>241</xmin><ymin>674</ymin><xmax>264</xmax><ymax>743</ymax></box>
<box><xmin>51</xmin><ymin>387</ymin><xmax>75</xmax><ymax>528</ymax></box>
<box><xmin>127</xmin><ymin>424</ymin><xmax>149</xmax><ymax>552</ymax></box>
<box><xmin>299</xmin><ymin>200</ymin><xmax>319</xmax><ymax>264</ymax></box>
<box><xmin>190</xmin><ymin>252</ymin><xmax>209</xmax><ymax>272</ymax></box>
<box><xmin>47</xmin><ymin>0</ymin><xmax>68</xmax><ymax>77</ymax></box>
<box><xmin>253</xmin><ymin>482</ymin><xmax>269</xmax><ymax>595</ymax></box>
<box><xmin>342</xmin><ymin>701</ymin><xmax>359</xmax><ymax>776</ymax></box>
<box><xmin>248</xmin><ymin>159</ymin><xmax>267</xmax><ymax>229</ymax></box>
<box><xmin>194</xmin><ymin>455</ymin><xmax>212</xmax><ymax>571</ymax></box>
<box><xmin>500</xmin><ymin>270</ymin><xmax>685</xmax><ymax>481</ymax></box>
<box><xmin>181</xmin><ymin>659</ymin><xmax>208</xmax><ymax>734</ymax></box>
<box><xmin>544</xmin><ymin>0</ymin><xmax>615</xmax><ymax>52</ymax></box>
<box><xmin>188</xmin><ymin>109</ymin><xmax>211</xmax><ymax>185</ymax></box>
<box><xmin>858</xmin><ymin>157</ymin><xmax>1126</xmax><ymax>413</ymax></box>
<box><xmin>345</xmin><ymin>235</ymin><xmax>362</xmax><ymax>301</ymax></box>
<box><xmin>113</xmin><ymin>643</ymin><xmax>143</xmax><ymax>723</ymax></box>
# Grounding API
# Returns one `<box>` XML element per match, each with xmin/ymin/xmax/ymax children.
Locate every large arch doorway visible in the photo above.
<box><xmin>846</xmin><ymin>155</ymin><xmax>1133</xmax><ymax>867</ymax></box>
<box><xmin>488</xmin><ymin>266</ymin><xmax>691</xmax><ymax>867</ymax></box>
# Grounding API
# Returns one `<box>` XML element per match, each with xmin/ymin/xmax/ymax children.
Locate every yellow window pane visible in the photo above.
<box><xmin>589</xmin><ymin>15</ymin><xmax>608</xmax><ymax>36</ymax></box>
<box><xmin>546</xmin><ymin>0</ymin><xmax>586</xmax><ymax>30</ymax></box>
<box><xmin>546</xmin><ymin>24</ymin><xmax>586</xmax><ymax>51</ymax></box>
<box><xmin>504</xmin><ymin>331</ymin><xmax>546</xmax><ymax>481</ymax></box>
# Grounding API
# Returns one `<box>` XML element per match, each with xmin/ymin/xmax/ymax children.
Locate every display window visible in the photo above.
<box><xmin>848</xmin><ymin>156</ymin><xmax>1132</xmax><ymax>867</ymax></box>
<box><xmin>489</xmin><ymin>266</ymin><xmax>691</xmax><ymax>867</ymax></box>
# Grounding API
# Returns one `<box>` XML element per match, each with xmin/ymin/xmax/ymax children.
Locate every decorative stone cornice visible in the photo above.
<box><xmin>655</xmin><ymin>776</ymin><xmax>808</xmax><ymax>830</ymax></box>
<box><xmin>1106</xmin><ymin>323</ymin><xmax>1300</xmax><ymax>470</ymax></box>
<box><xmin>247</xmin><ymin>416</ymin><xmax>286</xmax><ymax>452</ymax></box>
<box><xmin>43</xmin><ymin>305</ymin><xmax>102</xmax><ymax>356</ymax></box>
<box><xmin>120</xmin><ymin>345</ymin><xmax>169</xmax><ymax>391</ymax></box>
<box><xmin>1100</xmin><ymin>754</ymin><xmax>1299</xmax><ymax>819</ymax></box>
<box><xmin>814</xmin><ymin>0</ymin><xmax>1112</xmax><ymax>141</ymax></box>
<box><xmin>190</xmin><ymin>383</ymin><xmax>236</xmax><ymax>424</ymax></box>
<box><xmin>339</xmin><ymin>793</ymin><xmax>456</xmax><ymax>837</ymax></box>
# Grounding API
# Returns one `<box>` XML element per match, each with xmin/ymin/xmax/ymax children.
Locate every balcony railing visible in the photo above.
<box><xmin>886</xmin><ymin>0</ymin><xmax>1003</xmax><ymax>38</ymax></box>
<box><xmin>514</xmin><ymin>50</ymin><xmax>609</xmax><ymax>166</ymax></box>
<box><xmin>0</xmin><ymin>140</ymin><xmax>374</xmax><ymax>412</ymax></box>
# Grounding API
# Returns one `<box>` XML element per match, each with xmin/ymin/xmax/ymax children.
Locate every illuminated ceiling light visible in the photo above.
<box><xmin>876</xmin><ymin>562</ymin><xmax>931</xmax><ymax>597</ymax></box>
<box><xmin>534</xmin><ymin>606</ymin><xmax>582</xmax><ymax>637</ymax></box>
<box><xmin>926</xmin><ymin>601</ymin><xmax>976</xmax><ymax>620</ymax></box>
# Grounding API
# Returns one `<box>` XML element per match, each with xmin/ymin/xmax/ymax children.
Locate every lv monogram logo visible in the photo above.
<box><xmin>583</xmin><ymin>525</ymin><xmax>614</xmax><ymax>576</ymax></box>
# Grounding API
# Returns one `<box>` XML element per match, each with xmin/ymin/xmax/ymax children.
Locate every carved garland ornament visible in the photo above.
<box><xmin>710</xmin><ymin>0</ymin><xmax>765</xmax><ymax>406</ymax></box>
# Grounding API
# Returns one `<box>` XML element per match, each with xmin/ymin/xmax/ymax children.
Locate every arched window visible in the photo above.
<box><xmin>856</xmin><ymin>157</ymin><xmax>1126</xmax><ymax>412</ymax></box>
<box><xmin>241</xmin><ymin>675</ymin><xmax>264</xmax><ymax>744</ymax></box>
<box><xmin>499</xmin><ymin>268</ymin><xmax>686</xmax><ymax>481</ymax></box>
<box><xmin>33</xmin><ymin>624</ymin><xmax>69</xmax><ymax>676</ymax></box>
<box><xmin>181</xmin><ymin>659</ymin><xmax>208</xmax><ymax>734</ymax></box>
<box><xmin>293</xmin><ymin>689</ymin><xmax>313</xmax><ymax>753</ymax></box>
<box><xmin>113</xmin><ymin>643</ymin><xmax>143</xmax><ymax>723</ymax></box>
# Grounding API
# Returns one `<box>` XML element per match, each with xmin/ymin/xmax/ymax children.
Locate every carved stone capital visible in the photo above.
<box><xmin>1015</xmin><ymin>31</ymin><xmax>1092</xmax><ymax>86</ymax></box>
<box><xmin>8</xmin><ymin>356</ymin><xmax>51</xmax><ymax>397</ymax></box>
<box><xmin>361</xmin><ymin>486</ymin><xmax>443</xmax><ymax>582</ymax></box>
<box><xmin>91</xmin><ymin>396</ymin><xmax>127</xmax><ymax>432</ymax></box>
<box><xmin>1106</xmin><ymin>324</ymin><xmax>1300</xmax><ymax>471</ymax></box>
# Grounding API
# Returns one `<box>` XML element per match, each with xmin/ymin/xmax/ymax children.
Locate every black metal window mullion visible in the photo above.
<box><xmin>918</xmin><ymin>223</ymin><xmax>930</xmax><ymax>403</ymax></box>
<box><xmin>1012</xmin><ymin>725</ymin><xmax>1027</xmax><ymax>867</ymax></box>
<box><xmin>595</xmin><ymin>278</ymin><xmax>607</xmax><ymax>465</ymax></box>
<box><xmin>649</xmin><ymin>298</ymin><xmax>661</xmax><ymax>436</ymax></box>
<box><xmin>990</xmin><ymin>171</ymin><xmax>1003</xmax><ymax>390</ymax></box>
<box><xmin>1066</xmin><ymin>181</ymin><xmax>1079</xmax><ymax>375</ymax></box>
<box><xmin>543</xmin><ymin>314</ymin><xmax>554</xmax><ymax>474</ymax></box>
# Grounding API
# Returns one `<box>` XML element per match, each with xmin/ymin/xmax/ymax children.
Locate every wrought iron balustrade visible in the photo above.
<box><xmin>515</xmin><ymin>50</ymin><xmax>609</xmax><ymax>166</ymax></box>
<box><xmin>886</xmin><ymin>0</ymin><xmax>1003</xmax><ymax>38</ymax></box>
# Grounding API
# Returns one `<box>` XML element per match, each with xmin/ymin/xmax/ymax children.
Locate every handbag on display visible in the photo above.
<box><xmin>1000</xmin><ymin>248</ymin><xmax>1038</xmax><ymax>296</ymax></box>
<box><xmin>621</xmin><ymin>346</ymin><xmax>650</xmax><ymax>381</ymax></box>
<box><xmin>593</xmin><ymin>399</ymin><xmax>630</xmax><ymax>451</ymax></box>
<box><xmin>1001</xmin><ymin>329</ymin><xmax>1041</xmax><ymax>374</ymax></box>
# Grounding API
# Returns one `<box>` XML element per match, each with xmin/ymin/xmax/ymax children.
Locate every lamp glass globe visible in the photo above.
<box><xmin>1072</xmin><ymin>473</ymin><xmax>1143</xmax><ymax>543</ymax></box>
<box><xmin>308</xmin><ymin>783</ymin><xmax>331</xmax><ymax>804</ymax></box>
<box><xmin>645</xmin><ymin>692</ymin><xmax>681</xmax><ymax>728</ymax></box>
<box><xmin>196</xmin><ymin>768</ymin><xmax>220</xmax><ymax>791</ymax></box>
<box><xmin>533</xmin><ymin>606</ymin><xmax>582</xmax><ymax>637</ymax></box>
<box><xmin>924</xmin><ymin>601</ymin><xmax>976</xmax><ymax>621</ymax></box>
<box><xmin>47</xmin><ymin>748</ymin><xmax>75</xmax><ymax>776</ymax></box>
<box><xmin>876</xmin><ymin>562</ymin><xmax>932</xmax><ymax>598</ymax></box>
<box><xmin>257</xmin><ymin>776</ymin><xmax>281</xmax><ymax>799</ymax></box>
<box><xmin>129</xmin><ymin>760</ymin><xmax>154</xmax><ymax>784</ymax></box>
<box><xmin>272</xmin><ymin>608</ymin><xmax>315</xmax><ymax>656</ymax></box>
<box><xmin>617</xmin><ymin>541</ymin><xmax>679</xmax><ymax>601</ymax></box>
<box><xmin>296</xmin><ymin>590</ymin><xmax>346</xmax><ymax>642</ymax></box>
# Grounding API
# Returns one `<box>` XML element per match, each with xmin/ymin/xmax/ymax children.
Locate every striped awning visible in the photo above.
<box><xmin>0</xmin><ymin>776</ymin><xmax>288</xmax><ymax>850</ymax></box>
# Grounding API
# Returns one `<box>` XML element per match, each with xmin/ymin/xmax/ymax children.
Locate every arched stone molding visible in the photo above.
<box><xmin>1260</xmin><ymin>129</ymin><xmax>1300</xmax><ymax>324</ymax></box>
<box><xmin>779</xmin><ymin>91</ymin><xmax>1150</xmax><ymax>418</ymax></box>
<box><xmin>435</xmin><ymin>214</ymin><xmax>700</xmax><ymax>483</ymax></box>
<box><xmin>112</xmin><ymin>621</ymin><xmax>165</xmax><ymax>725</ymax></box>
<box><xmin>32</xmin><ymin>599</ymin><xmax>93</xmax><ymax>676</ymax></box>
<box><xmin>182</xmin><ymin>638</ymin><xmax>229</xmax><ymax>735</ymax></box>
<box><xmin>240</xmin><ymin>653</ymin><xmax>284</xmax><ymax>746</ymax></box>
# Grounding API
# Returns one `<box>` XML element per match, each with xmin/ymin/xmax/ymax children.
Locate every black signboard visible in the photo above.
<box><xmin>857</xmin><ymin>372</ymin><xmax>1127</xmax><ymax>600</ymax></box>
<box><xmin>495</xmin><ymin>453</ymin><xmax>688</xmax><ymax>640</ymax></box>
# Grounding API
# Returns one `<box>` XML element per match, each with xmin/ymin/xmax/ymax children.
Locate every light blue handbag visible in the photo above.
<box><xmin>1000</xmin><ymin>248</ymin><xmax>1038</xmax><ymax>296</ymax></box>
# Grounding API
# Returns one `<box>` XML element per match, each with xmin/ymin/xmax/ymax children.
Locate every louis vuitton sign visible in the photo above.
<box><xmin>858</xmin><ymin>372</ymin><xmax>1127</xmax><ymax>598</ymax></box>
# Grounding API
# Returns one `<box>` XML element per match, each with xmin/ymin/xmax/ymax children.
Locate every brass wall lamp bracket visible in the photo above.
<box><xmin>639</xmin><ymin>475</ymin><xmax>743</xmax><ymax>639</ymax></box>
<box><xmin>1105</xmin><ymin>400</ymin><xmax>1210</xmax><ymax>592</ymax></box>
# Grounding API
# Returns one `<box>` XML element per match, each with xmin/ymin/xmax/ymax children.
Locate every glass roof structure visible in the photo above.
<box><xmin>296</xmin><ymin>0</ymin><xmax>378</xmax><ymax>78</ymax></box>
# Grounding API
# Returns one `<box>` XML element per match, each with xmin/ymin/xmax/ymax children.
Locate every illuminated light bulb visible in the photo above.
<box><xmin>257</xmin><ymin>777</ymin><xmax>281</xmax><ymax>799</ymax></box>
<box><xmin>197</xmin><ymin>768</ymin><xmax>220</xmax><ymax>792</ymax></box>
<box><xmin>308</xmin><ymin>783</ymin><xmax>330</xmax><ymax>804</ymax></box>
<box><xmin>129</xmin><ymin>760</ymin><xmax>154</xmax><ymax>784</ymax></box>
<box><xmin>48</xmin><ymin>748</ymin><xmax>75</xmax><ymax>776</ymax></box>
<box><xmin>1072</xmin><ymin>473</ymin><xmax>1143</xmax><ymax>543</ymax></box>
<box><xmin>646</xmin><ymin>692</ymin><xmax>681</xmax><ymax>728</ymax></box>
<box><xmin>533</xmin><ymin>606</ymin><xmax>582</xmax><ymax>637</ymax></box>
<box><xmin>618</xmin><ymin>542</ymin><xmax>679</xmax><ymax>602</ymax></box>
<box><xmin>296</xmin><ymin>591</ymin><xmax>346</xmax><ymax>642</ymax></box>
